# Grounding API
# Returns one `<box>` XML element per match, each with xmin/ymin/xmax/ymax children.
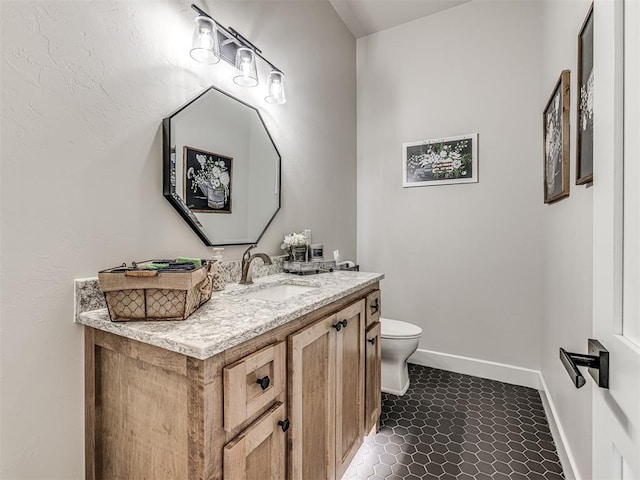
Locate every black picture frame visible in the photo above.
<box><xmin>543</xmin><ymin>70</ymin><xmax>571</xmax><ymax>204</ymax></box>
<box><xmin>577</xmin><ymin>3</ymin><xmax>594</xmax><ymax>185</ymax></box>
<box><xmin>183</xmin><ymin>146</ymin><xmax>232</xmax><ymax>214</ymax></box>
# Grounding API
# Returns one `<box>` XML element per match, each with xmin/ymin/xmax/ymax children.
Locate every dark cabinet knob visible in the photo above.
<box><xmin>333</xmin><ymin>319</ymin><xmax>348</xmax><ymax>331</ymax></box>
<box><xmin>278</xmin><ymin>418</ymin><xmax>290</xmax><ymax>432</ymax></box>
<box><xmin>370</xmin><ymin>299</ymin><xmax>380</xmax><ymax>313</ymax></box>
<box><xmin>368</xmin><ymin>337</ymin><xmax>376</xmax><ymax>345</ymax></box>
<box><xmin>256</xmin><ymin>376</ymin><xmax>270</xmax><ymax>390</ymax></box>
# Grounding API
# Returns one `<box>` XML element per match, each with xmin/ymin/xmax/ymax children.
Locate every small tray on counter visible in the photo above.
<box><xmin>283</xmin><ymin>259</ymin><xmax>336</xmax><ymax>275</ymax></box>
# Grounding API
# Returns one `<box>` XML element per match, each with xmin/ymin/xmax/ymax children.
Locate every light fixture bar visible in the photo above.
<box><xmin>190</xmin><ymin>4</ymin><xmax>283</xmax><ymax>74</ymax></box>
<box><xmin>227</xmin><ymin>27</ymin><xmax>262</xmax><ymax>54</ymax></box>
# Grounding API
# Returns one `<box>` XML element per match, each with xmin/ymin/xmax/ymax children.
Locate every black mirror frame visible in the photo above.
<box><xmin>162</xmin><ymin>86</ymin><xmax>281</xmax><ymax>246</ymax></box>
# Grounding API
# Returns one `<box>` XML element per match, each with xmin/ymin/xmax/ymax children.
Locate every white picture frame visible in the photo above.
<box><xmin>402</xmin><ymin>133</ymin><xmax>479</xmax><ymax>188</ymax></box>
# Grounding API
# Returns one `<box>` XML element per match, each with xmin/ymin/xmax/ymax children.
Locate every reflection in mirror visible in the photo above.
<box><xmin>163</xmin><ymin>86</ymin><xmax>281</xmax><ymax>246</ymax></box>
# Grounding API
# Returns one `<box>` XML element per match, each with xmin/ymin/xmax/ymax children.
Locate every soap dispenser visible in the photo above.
<box><xmin>211</xmin><ymin>247</ymin><xmax>226</xmax><ymax>290</ymax></box>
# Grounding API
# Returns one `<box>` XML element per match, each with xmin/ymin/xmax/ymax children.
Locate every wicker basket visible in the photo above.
<box><xmin>98</xmin><ymin>260</ymin><xmax>215</xmax><ymax>322</ymax></box>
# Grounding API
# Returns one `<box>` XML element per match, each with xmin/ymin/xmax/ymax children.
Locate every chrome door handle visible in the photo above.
<box><xmin>559</xmin><ymin>339</ymin><xmax>609</xmax><ymax>389</ymax></box>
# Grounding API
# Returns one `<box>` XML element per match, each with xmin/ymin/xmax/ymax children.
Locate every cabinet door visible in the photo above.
<box><xmin>223</xmin><ymin>402</ymin><xmax>288</xmax><ymax>480</ymax></box>
<box><xmin>288</xmin><ymin>314</ymin><xmax>337</xmax><ymax>480</ymax></box>
<box><xmin>364</xmin><ymin>322</ymin><xmax>381</xmax><ymax>435</ymax></box>
<box><xmin>334</xmin><ymin>300</ymin><xmax>365</xmax><ymax>479</ymax></box>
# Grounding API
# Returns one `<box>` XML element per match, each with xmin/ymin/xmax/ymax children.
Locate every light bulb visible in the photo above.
<box><xmin>241</xmin><ymin>59</ymin><xmax>252</xmax><ymax>77</ymax></box>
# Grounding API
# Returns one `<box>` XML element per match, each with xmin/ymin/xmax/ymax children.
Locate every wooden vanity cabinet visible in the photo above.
<box><xmin>364</xmin><ymin>321</ymin><xmax>382</xmax><ymax>434</ymax></box>
<box><xmin>288</xmin><ymin>300</ymin><xmax>366</xmax><ymax>480</ymax></box>
<box><xmin>85</xmin><ymin>283</ymin><xmax>380</xmax><ymax>480</ymax></box>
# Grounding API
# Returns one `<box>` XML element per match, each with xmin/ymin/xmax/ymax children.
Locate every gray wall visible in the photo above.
<box><xmin>356</xmin><ymin>1</ymin><xmax>595</xmax><ymax>477</ymax></box>
<box><xmin>356</xmin><ymin>0</ymin><xmax>545</xmax><ymax>369</ymax></box>
<box><xmin>541</xmin><ymin>1</ymin><xmax>594</xmax><ymax>478</ymax></box>
<box><xmin>0</xmin><ymin>0</ymin><xmax>356</xmax><ymax>476</ymax></box>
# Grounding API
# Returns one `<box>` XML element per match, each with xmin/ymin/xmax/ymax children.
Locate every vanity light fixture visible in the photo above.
<box><xmin>189</xmin><ymin>4</ymin><xmax>286</xmax><ymax>104</ymax></box>
<box><xmin>190</xmin><ymin>16</ymin><xmax>220</xmax><ymax>64</ymax></box>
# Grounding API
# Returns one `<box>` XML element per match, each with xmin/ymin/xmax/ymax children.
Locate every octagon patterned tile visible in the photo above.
<box><xmin>342</xmin><ymin>364</ymin><xmax>564</xmax><ymax>480</ymax></box>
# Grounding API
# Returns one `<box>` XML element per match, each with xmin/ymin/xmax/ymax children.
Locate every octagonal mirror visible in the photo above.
<box><xmin>163</xmin><ymin>86</ymin><xmax>281</xmax><ymax>246</ymax></box>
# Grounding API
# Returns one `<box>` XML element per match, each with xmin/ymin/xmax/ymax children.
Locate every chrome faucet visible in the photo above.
<box><xmin>240</xmin><ymin>244</ymin><xmax>273</xmax><ymax>285</ymax></box>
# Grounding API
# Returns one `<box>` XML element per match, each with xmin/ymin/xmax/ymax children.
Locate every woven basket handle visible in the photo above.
<box><xmin>199</xmin><ymin>262</ymin><xmax>214</xmax><ymax>298</ymax></box>
<box><xmin>125</xmin><ymin>270</ymin><xmax>159</xmax><ymax>277</ymax></box>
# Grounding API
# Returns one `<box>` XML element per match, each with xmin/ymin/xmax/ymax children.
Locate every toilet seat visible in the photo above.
<box><xmin>380</xmin><ymin>318</ymin><xmax>422</xmax><ymax>339</ymax></box>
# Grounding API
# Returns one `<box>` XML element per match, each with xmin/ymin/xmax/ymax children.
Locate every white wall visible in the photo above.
<box><xmin>540</xmin><ymin>1</ymin><xmax>594</xmax><ymax>479</ymax></box>
<box><xmin>357</xmin><ymin>0</ymin><xmax>545</xmax><ymax>369</ymax></box>
<box><xmin>0</xmin><ymin>0</ymin><xmax>355</xmax><ymax>477</ymax></box>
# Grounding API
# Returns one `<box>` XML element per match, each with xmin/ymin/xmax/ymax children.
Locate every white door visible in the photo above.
<box><xmin>592</xmin><ymin>0</ymin><xmax>640</xmax><ymax>478</ymax></box>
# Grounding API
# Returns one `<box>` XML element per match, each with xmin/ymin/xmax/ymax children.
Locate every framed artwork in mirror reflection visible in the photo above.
<box><xmin>183</xmin><ymin>146</ymin><xmax>232</xmax><ymax>214</ymax></box>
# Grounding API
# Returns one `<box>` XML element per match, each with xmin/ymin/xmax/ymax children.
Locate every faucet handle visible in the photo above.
<box><xmin>242</xmin><ymin>244</ymin><xmax>257</xmax><ymax>261</ymax></box>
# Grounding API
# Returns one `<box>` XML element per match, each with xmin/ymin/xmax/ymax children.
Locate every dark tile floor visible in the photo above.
<box><xmin>343</xmin><ymin>364</ymin><xmax>565</xmax><ymax>480</ymax></box>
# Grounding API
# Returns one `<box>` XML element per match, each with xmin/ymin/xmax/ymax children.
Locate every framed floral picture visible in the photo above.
<box><xmin>577</xmin><ymin>3</ymin><xmax>594</xmax><ymax>185</ymax></box>
<box><xmin>543</xmin><ymin>70</ymin><xmax>570</xmax><ymax>204</ymax></box>
<box><xmin>183</xmin><ymin>146</ymin><xmax>232</xmax><ymax>213</ymax></box>
<box><xmin>402</xmin><ymin>133</ymin><xmax>478</xmax><ymax>187</ymax></box>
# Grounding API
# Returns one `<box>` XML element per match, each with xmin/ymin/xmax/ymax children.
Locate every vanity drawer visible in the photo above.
<box><xmin>365</xmin><ymin>290</ymin><xmax>381</xmax><ymax>328</ymax></box>
<box><xmin>224</xmin><ymin>341</ymin><xmax>286</xmax><ymax>432</ymax></box>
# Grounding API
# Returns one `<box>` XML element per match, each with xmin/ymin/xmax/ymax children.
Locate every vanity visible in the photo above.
<box><xmin>77</xmin><ymin>272</ymin><xmax>383</xmax><ymax>479</ymax></box>
<box><xmin>74</xmin><ymin>66</ymin><xmax>385</xmax><ymax>478</ymax></box>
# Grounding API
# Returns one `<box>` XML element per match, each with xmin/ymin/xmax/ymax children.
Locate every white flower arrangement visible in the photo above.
<box><xmin>187</xmin><ymin>153</ymin><xmax>230</xmax><ymax>201</ymax></box>
<box><xmin>281</xmin><ymin>232</ymin><xmax>307</xmax><ymax>251</ymax></box>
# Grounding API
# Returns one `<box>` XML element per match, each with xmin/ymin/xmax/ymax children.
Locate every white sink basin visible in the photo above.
<box><xmin>244</xmin><ymin>284</ymin><xmax>318</xmax><ymax>302</ymax></box>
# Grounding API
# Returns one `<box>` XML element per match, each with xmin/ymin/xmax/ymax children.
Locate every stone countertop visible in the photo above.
<box><xmin>76</xmin><ymin>271</ymin><xmax>384</xmax><ymax>360</ymax></box>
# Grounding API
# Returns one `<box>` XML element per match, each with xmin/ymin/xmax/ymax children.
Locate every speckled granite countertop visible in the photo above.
<box><xmin>76</xmin><ymin>271</ymin><xmax>384</xmax><ymax>360</ymax></box>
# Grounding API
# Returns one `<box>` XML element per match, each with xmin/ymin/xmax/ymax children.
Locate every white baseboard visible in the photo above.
<box><xmin>408</xmin><ymin>348</ymin><xmax>580</xmax><ymax>480</ymax></box>
<box><xmin>538</xmin><ymin>374</ymin><xmax>580</xmax><ymax>480</ymax></box>
<box><xmin>409</xmin><ymin>348</ymin><xmax>541</xmax><ymax>389</ymax></box>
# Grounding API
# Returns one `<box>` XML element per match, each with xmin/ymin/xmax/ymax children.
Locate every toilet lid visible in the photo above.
<box><xmin>380</xmin><ymin>318</ymin><xmax>423</xmax><ymax>339</ymax></box>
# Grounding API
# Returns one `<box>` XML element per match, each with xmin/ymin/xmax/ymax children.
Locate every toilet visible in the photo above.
<box><xmin>380</xmin><ymin>317</ymin><xmax>423</xmax><ymax>396</ymax></box>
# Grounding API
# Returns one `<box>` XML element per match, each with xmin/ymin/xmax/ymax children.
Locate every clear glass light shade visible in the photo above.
<box><xmin>190</xmin><ymin>16</ymin><xmax>220</xmax><ymax>64</ymax></box>
<box><xmin>265</xmin><ymin>71</ymin><xmax>286</xmax><ymax>104</ymax></box>
<box><xmin>233</xmin><ymin>47</ymin><xmax>258</xmax><ymax>87</ymax></box>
